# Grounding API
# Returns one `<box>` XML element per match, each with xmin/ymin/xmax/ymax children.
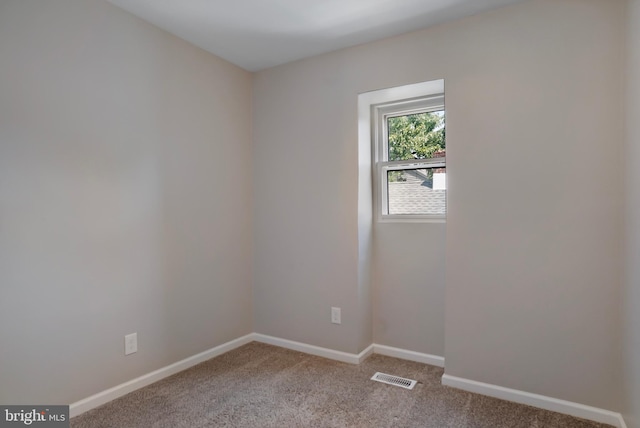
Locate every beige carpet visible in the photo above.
<box><xmin>71</xmin><ymin>342</ymin><xmax>612</xmax><ymax>427</ymax></box>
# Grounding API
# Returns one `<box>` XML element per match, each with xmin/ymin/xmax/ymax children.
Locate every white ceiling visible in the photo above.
<box><xmin>107</xmin><ymin>0</ymin><xmax>527</xmax><ymax>72</ymax></box>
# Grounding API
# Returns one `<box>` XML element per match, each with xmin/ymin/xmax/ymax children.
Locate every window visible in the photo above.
<box><xmin>373</xmin><ymin>93</ymin><xmax>446</xmax><ymax>221</ymax></box>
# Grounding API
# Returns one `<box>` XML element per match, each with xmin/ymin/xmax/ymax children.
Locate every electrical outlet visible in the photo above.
<box><xmin>331</xmin><ymin>307</ymin><xmax>341</xmax><ymax>324</ymax></box>
<box><xmin>125</xmin><ymin>333</ymin><xmax>137</xmax><ymax>355</ymax></box>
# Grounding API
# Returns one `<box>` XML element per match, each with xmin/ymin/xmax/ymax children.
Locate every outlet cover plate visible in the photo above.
<box><xmin>125</xmin><ymin>333</ymin><xmax>137</xmax><ymax>355</ymax></box>
<box><xmin>331</xmin><ymin>307</ymin><xmax>341</xmax><ymax>324</ymax></box>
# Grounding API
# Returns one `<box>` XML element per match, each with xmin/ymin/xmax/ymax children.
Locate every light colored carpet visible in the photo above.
<box><xmin>71</xmin><ymin>342</ymin><xmax>613</xmax><ymax>427</ymax></box>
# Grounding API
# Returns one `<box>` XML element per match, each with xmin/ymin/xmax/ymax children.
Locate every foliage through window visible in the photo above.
<box><xmin>388</xmin><ymin>111</ymin><xmax>445</xmax><ymax>162</ymax></box>
<box><xmin>374</xmin><ymin>95</ymin><xmax>446</xmax><ymax>220</ymax></box>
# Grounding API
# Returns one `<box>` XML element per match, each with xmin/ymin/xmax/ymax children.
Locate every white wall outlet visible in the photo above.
<box><xmin>331</xmin><ymin>307</ymin><xmax>341</xmax><ymax>324</ymax></box>
<box><xmin>125</xmin><ymin>333</ymin><xmax>137</xmax><ymax>355</ymax></box>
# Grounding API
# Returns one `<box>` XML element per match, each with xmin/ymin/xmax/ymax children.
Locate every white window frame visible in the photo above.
<box><xmin>373</xmin><ymin>94</ymin><xmax>446</xmax><ymax>223</ymax></box>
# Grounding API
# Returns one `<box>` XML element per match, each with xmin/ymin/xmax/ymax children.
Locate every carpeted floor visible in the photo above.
<box><xmin>71</xmin><ymin>342</ymin><xmax>613</xmax><ymax>427</ymax></box>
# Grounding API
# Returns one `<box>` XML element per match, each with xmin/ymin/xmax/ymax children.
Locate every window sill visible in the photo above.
<box><xmin>378</xmin><ymin>215</ymin><xmax>446</xmax><ymax>224</ymax></box>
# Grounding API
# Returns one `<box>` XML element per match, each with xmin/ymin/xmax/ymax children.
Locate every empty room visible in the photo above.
<box><xmin>1</xmin><ymin>0</ymin><xmax>639</xmax><ymax>427</ymax></box>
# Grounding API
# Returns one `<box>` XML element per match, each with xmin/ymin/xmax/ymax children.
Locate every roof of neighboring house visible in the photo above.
<box><xmin>388</xmin><ymin>170</ymin><xmax>446</xmax><ymax>215</ymax></box>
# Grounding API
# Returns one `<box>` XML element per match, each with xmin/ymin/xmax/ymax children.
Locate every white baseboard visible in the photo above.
<box><xmin>69</xmin><ymin>333</ymin><xmax>254</xmax><ymax>418</ymax></box>
<box><xmin>253</xmin><ymin>333</ymin><xmax>373</xmax><ymax>364</ymax></box>
<box><xmin>360</xmin><ymin>344</ymin><xmax>375</xmax><ymax>362</ymax></box>
<box><xmin>442</xmin><ymin>374</ymin><xmax>627</xmax><ymax>428</ymax></box>
<box><xmin>373</xmin><ymin>344</ymin><xmax>445</xmax><ymax>368</ymax></box>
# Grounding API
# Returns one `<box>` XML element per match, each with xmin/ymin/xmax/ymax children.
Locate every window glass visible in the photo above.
<box><xmin>387</xmin><ymin>111</ymin><xmax>445</xmax><ymax>161</ymax></box>
<box><xmin>387</xmin><ymin>168</ymin><xmax>446</xmax><ymax>215</ymax></box>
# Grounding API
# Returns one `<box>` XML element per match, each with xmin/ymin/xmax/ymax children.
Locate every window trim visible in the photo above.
<box><xmin>373</xmin><ymin>94</ymin><xmax>446</xmax><ymax>223</ymax></box>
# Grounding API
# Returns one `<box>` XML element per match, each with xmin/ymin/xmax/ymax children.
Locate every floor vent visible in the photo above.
<box><xmin>371</xmin><ymin>372</ymin><xmax>417</xmax><ymax>390</ymax></box>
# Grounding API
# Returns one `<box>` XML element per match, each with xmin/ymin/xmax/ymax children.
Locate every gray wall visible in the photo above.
<box><xmin>252</xmin><ymin>64</ymin><xmax>366</xmax><ymax>353</ymax></box>
<box><xmin>253</xmin><ymin>0</ymin><xmax>625</xmax><ymax>411</ymax></box>
<box><xmin>0</xmin><ymin>0</ymin><xmax>253</xmax><ymax>405</ymax></box>
<box><xmin>624</xmin><ymin>0</ymin><xmax>640</xmax><ymax>426</ymax></box>
<box><xmin>443</xmin><ymin>0</ymin><xmax>625</xmax><ymax>411</ymax></box>
<box><xmin>373</xmin><ymin>224</ymin><xmax>445</xmax><ymax>356</ymax></box>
